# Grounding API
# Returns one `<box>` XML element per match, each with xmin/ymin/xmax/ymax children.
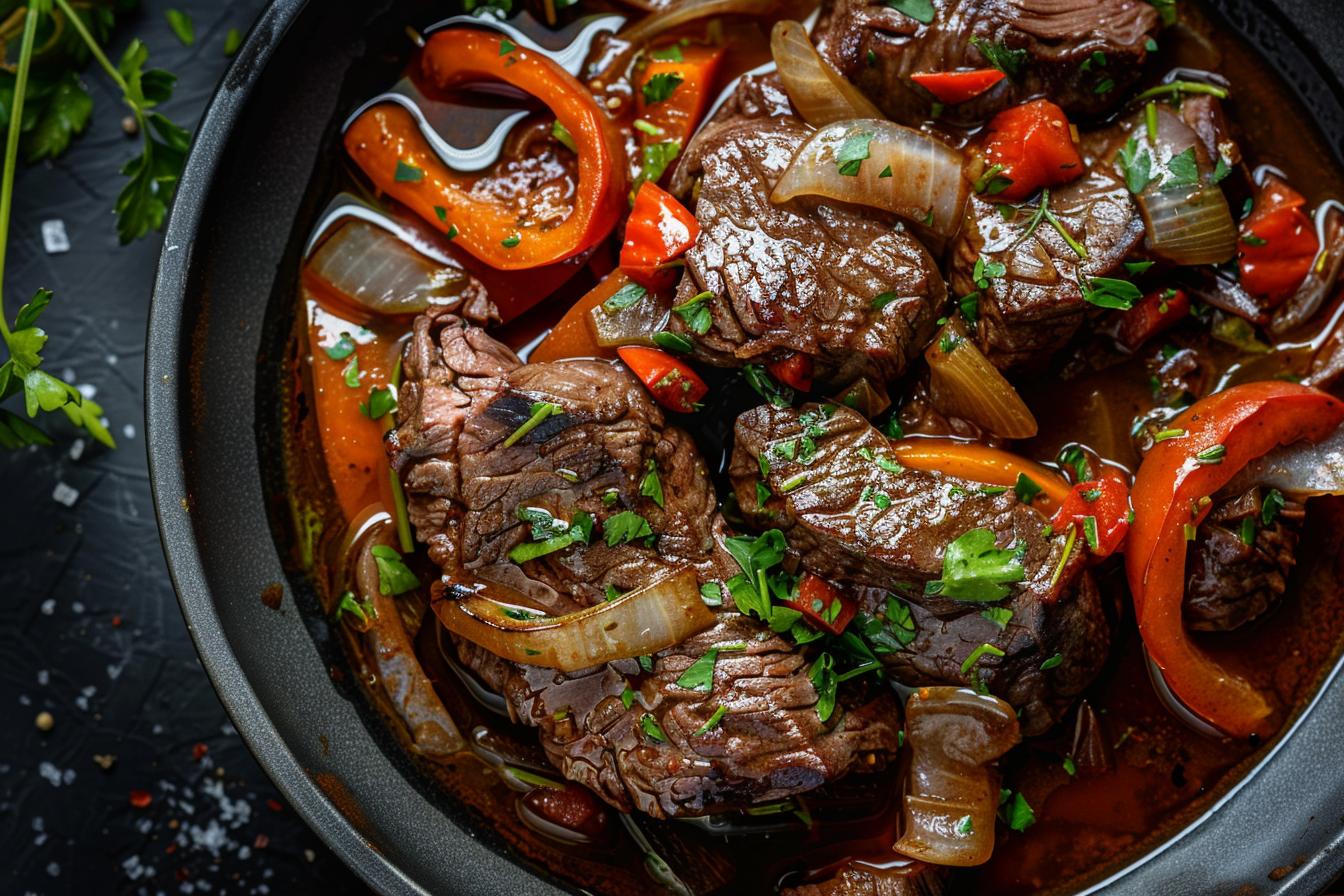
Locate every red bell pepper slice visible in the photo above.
<box><xmin>343</xmin><ymin>29</ymin><xmax>626</xmax><ymax>271</ymax></box>
<box><xmin>1239</xmin><ymin>175</ymin><xmax>1319</xmax><ymax>305</ymax></box>
<box><xmin>781</xmin><ymin>573</ymin><xmax>858</xmax><ymax>636</ymax></box>
<box><xmin>1116</xmin><ymin>288</ymin><xmax>1190</xmax><ymax>352</ymax></box>
<box><xmin>1050</xmin><ymin>468</ymin><xmax>1131</xmax><ymax>558</ymax></box>
<box><xmin>619</xmin><ymin>181</ymin><xmax>700</xmax><ymax>291</ymax></box>
<box><xmin>910</xmin><ymin>69</ymin><xmax>1005</xmax><ymax>105</ymax></box>
<box><xmin>980</xmin><ymin>99</ymin><xmax>1084</xmax><ymax>202</ymax></box>
<box><xmin>766</xmin><ymin>352</ymin><xmax>814</xmax><ymax>393</ymax></box>
<box><xmin>633</xmin><ymin>44</ymin><xmax>724</xmax><ymax>185</ymax></box>
<box><xmin>617</xmin><ymin>346</ymin><xmax>708</xmax><ymax>413</ymax></box>
<box><xmin>1126</xmin><ymin>381</ymin><xmax>1344</xmax><ymax>738</ymax></box>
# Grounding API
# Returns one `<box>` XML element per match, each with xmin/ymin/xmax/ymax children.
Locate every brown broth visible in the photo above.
<box><xmin>278</xmin><ymin>2</ymin><xmax>1344</xmax><ymax>893</ymax></box>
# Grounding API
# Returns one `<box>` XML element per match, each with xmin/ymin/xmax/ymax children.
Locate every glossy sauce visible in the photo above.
<box><xmin>277</xmin><ymin>2</ymin><xmax>1344</xmax><ymax>894</ymax></box>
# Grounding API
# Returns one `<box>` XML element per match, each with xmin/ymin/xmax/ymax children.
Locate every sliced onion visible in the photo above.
<box><xmin>433</xmin><ymin>567</ymin><xmax>715</xmax><ymax>672</ymax></box>
<box><xmin>771</xmin><ymin>119</ymin><xmax>968</xmax><ymax>238</ymax></box>
<box><xmin>1135</xmin><ymin>107</ymin><xmax>1237</xmax><ymax>265</ymax></box>
<box><xmin>925</xmin><ymin>320</ymin><xmax>1038</xmax><ymax>439</ymax></box>
<box><xmin>894</xmin><ymin>687</ymin><xmax>1020</xmax><ymax>868</ymax></box>
<box><xmin>589</xmin><ymin>279</ymin><xmax>671</xmax><ymax>348</ymax></box>
<box><xmin>306</xmin><ymin>219</ymin><xmax>473</xmax><ymax>315</ymax></box>
<box><xmin>770</xmin><ymin>20</ymin><xmax>882</xmax><ymax>127</ymax></box>
<box><xmin>618</xmin><ymin>0</ymin><xmax>779</xmax><ymax>48</ymax></box>
<box><xmin>1223</xmin><ymin>422</ymin><xmax>1344</xmax><ymax>500</ymax></box>
<box><xmin>1270</xmin><ymin>201</ymin><xmax>1344</xmax><ymax>336</ymax></box>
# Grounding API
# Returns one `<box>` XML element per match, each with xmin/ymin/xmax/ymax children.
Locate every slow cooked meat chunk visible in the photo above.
<box><xmin>729</xmin><ymin>403</ymin><xmax>1108</xmax><ymax>734</ymax></box>
<box><xmin>388</xmin><ymin>308</ymin><xmax>902</xmax><ymax>818</ymax></box>
<box><xmin>949</xmin><ymin>139</ymin><xmax>1145</xmax><ymax>369</ymax></box>
<box><xmin>667</xmin><ymin>111</ymin><xmax>944</xmax><ymax>387</ymax></box>
<box><xmin>814</xmin><ymin>0</ymin><xmax>1160</xmax><ymax>128</ymax></box>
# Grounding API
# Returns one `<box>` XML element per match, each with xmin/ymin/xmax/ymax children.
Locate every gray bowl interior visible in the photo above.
<box><xmin>147</xmin><ymin>1</ymin><xmax>1344</xmax><ymax>894</ymax></box>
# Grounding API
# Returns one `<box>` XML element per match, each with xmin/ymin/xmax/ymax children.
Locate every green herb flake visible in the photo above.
<box><xmin>672</xmin><ymin>290</ymin><xmax>714</xmax><ymax>335</ymax></box>
<box><xmin>926</xmin><ymin>529</ymin><xmax>1026</xmax><ymax>602</ymax></box>
<box><xmin>165</xmin><ymin>9</ymin><xmax>195</xmax><ymax>46</ymax></box>
<box><xmin>981</xmin><ymin>607</ymin><xmax>1014</xmax><ymax>629</ymax></box>
<box><xmin>640</xmin><ymin>459</ymin><xmax>665</xmax><ymax>508</ymax></box>
<box><xmin>342</xmin><ymin>356</ymin><xmax>361</xmax><ymax>389</ymax></box>
<box><xmin>1082</xmin><ymin>276</ymin><xmax>1143</xmax><ymax>311</ymax></box>
<box><xmin>640</xmin><ymin>712</ymin><xmax>668</xmax><ymax>743</ymax></box>
<box><xmin>692</xmin><ymin>704</ymin><xmax>728</xmax><ymax>735</ymax></box>
<box><xmin>359</xmin><ymin>386</ymin><xmax>397</xmax><ymax>420</ymax></box>
<box><xmin>370</xmin><ymin>544</ymin><xmax>420</xmax><ymax>595</ymax></box>
<box><xmin>885</xmin><ymin>0</ymin><xmax>935</xmax><ymax>24</ymax></box>
<box><xmin>621</xmin><ymin>684</ymin><xmax>636</xmax><ymax>709</ymax></box>
<box><xmin>1163</xmin><ymin>146</ymin><xmax>1200</xmax><ymax>190</ymax></box>
<box><xmin>324</xmin><ymin>333</ymin><xmax>356</xmax><ymax>361</ymax></box>
<box><xmin>223</xmin><ymin>27</ymin><xmax>243</xmax><ymax>56</ymax></box>
<box><xmin>1002</xmin><ymin>790</ymin><xmax>1036</xmax><ymax>832</ymax></box>
<box><xmin>604</xmin><ymin>510</ymin><xmax>655</xmax><ymax>547</ymax></box>
<box><xmin>642</xmin><ymin>72</ymin><xmax>684</xmax><ymax>105</ymax></box>
<box><xmin>1014</xmin><ymin>472</ymin><xmax>1043</xmax><ymax>505</ymax></box>
<box><xmin>499</xmin><ymin>38</ymin><xmax>517</xmax><ymax>56</ymax></box>
<box><xmin>835</xmin><ymin>129</ymin><xmax>875</xmax><ymax>177</ymax></box>
<box><xmin>1195</xmin><ymin>443</ymin><xmax>1226</xmax><ymax>465</ymax></box>
<box><xmin>971</xmin><ymin>37</ymin><xmax>1027</xmax><ymax>78</ymax></box>
<box><xmin>501</xmin><ymin>233</ymin><xmax>522</xmax><ymax>249</ymax></box>
<box><xmin>809</xmin><ymin>652</ymin><xmax>838</xmax><ymax>722</ymax></box>
<box><xmin>879</xmin><ymin>164</ymin><xmax>893</xmax><ymax>178</ymax></box>
<box><xmin>652</xmin><ymin>331</ymin><xmax>694</xmax><ymax>354</ymax></box>
<box><xmin>700</xmin><ymin>582</ymin><xmax>723</xmax><ymax>606</ymax></box>
<box><xmin>551</xmin><ymin>119</ymin><xmax>576</xmax><ymax>152</ymax></box>
<box><xmin>1040</xmin><ymin>652</ymin><xmax>1064</xmax><ymax>670</ymax></box>
<box><xmin>960</xmin><ymin>642</ymin><xmax>1006</xmax><ymax>676</ymax></box>
<box><xmin>674</xmin><ymin>648</ymin><xmax>719</xmax><ymax>692</ymax></box>
<box><xmin>1261</xmin><ymin>488</ymin><xmax>1285</xmax><ymax>526</ymax></box>
<box><xmin>394</xmin><ymin>160</ymin><xmax>424</xmax><ymax>182</ymax></box>
<box><xmin>650</xmin><ymin>44</ymin><xmax>684</xmax><ymax>62</ymax></box>
<box><xmin>503</xmin><ymin>401</ymin><xmax>564</xmax><ymax>448</ymax></box>
<box><xmin>603</xmin><ymin>282</ymin><xmax>648</xmax><ymax>312</ymax></box>
<box><xmin>955</xmin><ymin>814</ymin><xmax>974</xmax><ymax>836</ymax></box>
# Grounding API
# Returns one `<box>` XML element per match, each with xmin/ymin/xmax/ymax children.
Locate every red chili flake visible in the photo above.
<box><xmin>253</xmin><ymin>833</ymin><xmax>270</xmax><ymax>850</ymax></box>
<box><xmin>129</xmin><ymin>789</ymin><xmax>153</xmax><ymax>808</ymax></box>
<box><xmin>265</xmin><ymin>798</ymin><xmax>284</xmax><ymax>813</ymax></box>
<box><xmin>192</xmin><ymin>743</ymin><xmax>209</xmax><ymax>761</ymax></box>
<box><xmin>111</xmin><ymin>614</ymin><xmax>122</xmax><ymax>627</ymax></box>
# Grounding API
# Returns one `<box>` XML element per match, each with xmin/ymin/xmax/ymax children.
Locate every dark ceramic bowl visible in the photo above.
<box><xmin>146</xmin><ymin>2</ymin><xmax>1344</xmax><ymax>894</ymax></box>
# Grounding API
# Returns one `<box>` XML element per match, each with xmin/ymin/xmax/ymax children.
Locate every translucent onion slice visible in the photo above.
<box><xmin>307</xmin><ymin>219</ymin><xmax>472</xmax><ymax>315</ymax></box>
<box><xmin>771</xmin><ymin>118</ymin><xmax>968</xmax><ymax>238</ymax></box>
<box><xmin>1222</xmin><ymin>422</ymin><xmax>1344</xmax><ymax>500</ymax></box>
<box><xmin>618</xmin><ymin>0</ymin><xmax>779</xmax><ymax>48</ymax></box>
<box><xmin>1135</xmin><ymin>107</ymin><xmax>1237</xmax><ymax>266</ymax></box>
<box><xmin>770</xmin><ymin>20</ymin><xmax>882</xmax><ymax>127</ymax></box>
<box><xmin>925</xmin><ymin>321</ymin><xmax>1038</xmax><ymax>439</ymax></box>
<box><xmin>433</xmin><ymin>567</ymin><xmax>715</xmax><ymax>672</ymax></box>
<box><xmin>894</xmin><ymin>687</ymin><xmax>1020</xmax><ymax>867</ymax></box>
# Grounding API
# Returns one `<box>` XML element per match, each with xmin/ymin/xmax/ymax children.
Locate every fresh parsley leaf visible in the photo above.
<box><xmin>1162</xmin><ymin>146</ymin><xmax>1200</xmax><ymax>190</ymax></box>
<box><xmin>973</xmin><ymin>163</ymin><xmax>1014</xmax><ymax>195</ymax></box>
<box><xmin>885</xmin><ymin>0</ymin><xmax>935</xmax><ymax>24</ymax></box>
<box><xmin>981</xmin><ymin>607</ymin><xmax>1014</xmax><ymax>629</ymax></box>
<box><xmin>165</xmin><ymin>10</ymin><xmax>195</xmax><ymax>47</ymax></box>
<box><xmin>1115</xmin><ymin>137</ymin><xmax>1154</xmax><ymax>195</ymax></box>
<box><xmin>925</xmin><ymin>529</ymin><xmax>1026</xmax><ymax>602</ymax></box>
<box><xmin>672</xmin><ymin>290</ymin><xmax>714</xmax><ymax>335</ymax></box>
<box><xmin>1058</xmin><ymin>445</ymin><xmax>1091</xmax><ymax>482</ymax></box>
<box><xmin>1124</xmin><ymin>259</ymin><xmax>1155</xmax><ymax>275</ymax></box>
<box><xmin>1082</xmin><ymin>276</ymin><xmax>1143</xmax><ymax>310</ymax></box>
<box><xmin>692</xmin><ymin>704</ymin><xmax>728</xmax><ymax>735</ymax></box>
<box><xmin>335</xmin><ymin>591</ymin><xmax>376</xmax><ymax>627</ymax></box>
<box><xmin>1014</xmin><ymin>472</ymin><xmax>1043</xmax><ymax>505</ymax></box>
<box><xmin>342</xmin><ymin>356</ymin><xmax>361</xmax><ymax>388</ymax></box>
<box><xmin>360</xmin><ymin>386</ymin><xmax>397</xmax><ymax>419</ymax></box>
<box><xmin>604</xmin><ymin>510</ymin><xmax>654</xmax><ymax>546</ymax></box>
<box><xmin>394</xmin><ymin>159</ymin><xmax>423</xmax><ymax>182</ymax></box>
<box><xmin>640</xmin><ymin>712</ymin><xmax>667</xmax><ymax>743</ymax></box>
<box><xmin>224</xmin><ymin>27</ymin><xmax>243</xmax><ymax>57</ymax></box>
<box><xmin>835</xmin><ymin>129</ymin><xmax>874</xmax><ymax>177</ymax></box>
<box><xmin>1261</xmin><ymin>488</ymin><xmax>1285</xmax><ymax>526</ymax></box>
<box><xmin>1001</xmin><ymin>790</ymin><xmax>1036</xmax><ymax>832</ymax></box>
<box><xmin>370</xmin><ymin>544</ymin><xmax>420</xmax><ymax>595</ymax></box>
<box><xmin>699</xmin><ymin>581</ymin><xmax>723</xmax><ymax>606</ymax></box>
<box><xmin>808</xmin><ymin>652</ymin><xmax>838</xmax><ymax>722</ymax></box>
<box><xmin>621</xmin><ymin>684</ymin><xmax>636</xmax><ymax>709</ymax></box>
<box><xmin>637</xmin><ymin>139</ymin><xmax>681</xmax><ymax>189</ymax></box>
<box><xmin>603</xmin><ymin>282</ymin><xmax>647</xmax><ymax>312</ymax></box>
<box><xmin>325</xmin><ymin>333</ymin><xmax>355</xmax><ymax>361</ymax></box>
<box><xmin>641</xmin><ymin>72</ymin><xmax>683</xmax><ymax>105</ymax></box>
<box><xmin>650</xmin><ymin>44</ymin><xmax>684</xmax><ymax>62</ymax></box>
<box><xmin>743</xmin><ymin>364</ymin><xmax>794</xmax><ymax>409</ymax></box>
<box><xmin>19</xmin><ymin>71</ymin><xmax>92</xmax><ymax>162</ymax></box>
<box><xmin>971</xmin><ymin>38</ymin><xmax>1027</xmax><ymax>78</ymax></box>
<box><xmin>499</xmin><ymin>38</ymin><xmax>517</xmax><ymax>56</ymax></box>
<box><xmin>640</xmin><ymin>458</ymin><xmax>665</xmax><ymax>508</ymax></box>
<box><xmin>674</xmin><ymin>648</ymin><xmax>718</xmax><ymax>691</ymax></box>
<box><xmin>1040</xmin><ymin>652</ymin><xmax>1063</xmax><ymax>670</ymax></box>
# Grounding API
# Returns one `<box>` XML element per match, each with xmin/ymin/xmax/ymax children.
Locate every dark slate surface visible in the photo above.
<box><xmin>0</xmin><ymin>2</ymin><xmax>368</xmax><ymax>893</ymax></box>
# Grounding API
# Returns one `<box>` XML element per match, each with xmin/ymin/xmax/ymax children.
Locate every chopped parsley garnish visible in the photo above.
<box><xmin>503</xmin><ymin>401</ymin><xmax>564</xmax><ymax>448</ymax></box>
<box><xmin>1040</xmin><ymin>652</ymin><xmax>1063</xmax><ymax>670</ymax></box>
<box><xmin>972</xmin><ymin>257</ymin><xmax>1007</xmax><ymax>290</ymax></box>
<box><xmin>674</xmin><ymin>648</ymin><xmax>718</xmax><ymax>692</ymax></box>
<box><xmin>633</xmin><ymin>118</ymin><xmax>663</xmax><ymax>136</ymax></box>
<box><xmin>604</xmin><ymin>510</ymin><xmax>655</xmax><ymax>547</ymax></box>
<box><xmin>961</xmin><ymin>641</ymin><xmax>1006</xmax><ymax>676</ymax></box>
<box><xmin>1000</xmin><ymin>789</ymin><xmax>1036</xmax><ymax>832</ymax></box>
<box><xmin>973</xmin><ymin>162</ymin><xmax>1014</xmax><ymax>195</ymax></box>
<box><xmin>360</xmin><ymin>386</ymin><xmax>396</xmax><ymax>420</ymax></box>
<box><xmin>1064</xmin><ymin>755</ymin><xmax>1078</xmax><ymax>775</ymax></box>
<box><xmin>1242</xmin><ymin>232</ymin><xmax>1268</xmax><ymax>247</ymax></box>
<box><xmin>1115</xmin><ymin>136</ymin><xmax>1154</xmax><ymax>195</ymax></box>
<box><xmin>939</xmin><ymin>331</ymin><xmax>962</xmax><ymax>354</ymax></box>
<box><xmin>1058</xmin><ymin>445</ymin><xmax>1091</xmax><ymax>482</ymax></box>
<box><xmin>809</xmin><ymin>652</ymin><xmax>838</xmax><ymax>722</ymax></box>
<box><xmin>638</xmin><ymin>139</ymin><xmax>682</xmax><ymax>189</ymax></box>
<box><xmin>955</xmin><ymin>815</ymin><xmax>974</xmax><ymax>836</ymax></box>
<box><xmin>1125</xmin><ymin>259</ymin><xmax>1156</xmax><ymax>276</ymax></box>
<box><xmin>621</xmin><ymin>684</ymin><xmax>636</xmax><ymax>709</ymax></box>
<box><xmin>1153</xmin><ymin>428</ymin><xmax>1186</xmax><ymax>442</ymax></box>
<box><xmin>650</xmin><ymin>44</ymin><xmax>684</xmax><ymax>62</ymax></box>
<box><xmin>872</xmin><ymin>291</ymin><xmax>899</xmax><ymax>310</ymax></box>
<box><xmin>1147</xmin><ymin>0</ymin><xmax>1177</xmax><ymax>26</ymax></box>
<box><xmin>1239</xmin><ymin>516</ymin><xmax>1257</xmax><ymax>546</ymax></box>
<box><xmin>981</xmin><ymin>607</ymin><xmax>1014</xmax><ymax>629</ymax></box>
<box><xmin>835</xmin><ymin>129</ymin><xmax>875</xmax><ymax>177</ymax></box>
<box><xmin>700</xmin><ymin>582</ymin><xmax>723</xmax><ymax>606</ymax></box>
<box><xmin>925</xmin><ymin>529</ymin><xmax>1026</xmax><ymax>602</ymax></box>
<box><xmin>325</xmin><ymin>332</ymin><xmax>356</xmax><ymax>361</ymax></box>
<box><xmin>499</xmin><ymin>38</ymin><xmax>517</xmax><ymax>56</ymax></box>
<box><xmin>394</xmin><ymin>160</ymin><xmax>424</xmax><ymax>183</ymax></box>
<box><xmin>1212</xmin><ymin>155</ymin><xmax>1232</xmax><ymax>184</ymax></box>
<box><xmin>501</xmin><ymin>233</ymin><xmax>522</xmax><ymax>249</ymax></box>
<box><xmin>369</xmin><ymin>544</ymin><xmax>420</xmax><ymax>595</ymax></box>
<box><xmin>642</xmin><ymin>72</ymin><xmax>684</xmax><ymax>105</ymax></box>
<box><xmin>1082</xmin><ymin>276</ymin><xmax>1143</xmax><ymax>310</ymax></box>
<box><xmin>639</xmin><ymin>712</ymin><xmax>667</xmax><ymax>743</ymax></box>
<box><xmin>341</xmin><ymin>356</ymin><xmax>361</xmax><ymax>388</ymax></box>
<box><xmin>605</xmin><ymin>584</ymin><xmax>623</xmax><ymax>602</ymax></box>
<box><xmin>1261</xmin><ymin>488</ymin><xmax>1285</xmax><ymax>526</ymax></box>
<box><xmin>692</xmin><ymin>705</ymin><xmax>728</xmax><ymax>735</ymax></box>
<box><xmin>1195</xmin><ymin>443</ymin><xmax>1226</xmax><ymax>464</ymax></box>
<box><xmin>652</xmin><ymin>331</ymin><xmax>694</xmax><ymax>354</ymax></box>
<box><xmin>885</xmin><ymin>0</ymin><xmax>934</xmax><ymax>24</ymax></box>
<box><xmin>224</xmin><ymin>27</ymin><xmax>243</xmax><ymax>56</ymax></box>
<box><xmin>335</xmin><ymin>591</ymin><xmax>375</xmax><ymax>627</ymax></box>
<box><xmin>722</xmin><ymin>529</ymin><xmax>791</xmax><ymax>624</ymax></box>
<box><xmin>1014</xmin><ymin>472</ymin><xmax>1043</xmax><ymax>505</ymax></box>
<box><xmin>640</xmin><ymin>458</ymin><xmax>665</xmax><ymax>508</ymax></box>
<box><xmin>879</xmin><ymin>165</ymin><xmax>893</xmax><ymax>178</ymax></box>
<box><xmin>165</xmin><ymin>9</ymin><xmax>195</xmax><ymax>46</ymax></box>
<box><xmin>779</xmin><ymin>473</ymin><xmax>809</xmax><ymax>493</ymax></box>
<box><xmin>603</xmin><ymin>282</ymin><xmax>648</xmax><ymax>312</ymax></box>
<box><xmin>1162</xmin><ymin>147</ymin><xmax>1200</xmax><ymax>190</ymax></box>
<box><xmin>861</xmin><ymin>485</ymin><xmax>892</xmax><ymax>509</ymax></box>
<box><xmin>743</xmin><ymin>364</ymin><xmax>795</xmax><ymax>408</ymax></box>
<box><xmin>673</xmin><ymin>290</ymin><xmax>714</xmax><ymax>335</ymax></box>
<box><xmin>638</xmin><ymin>655</ymin><xmax>655</xmax><ymax>673</ymax></box>
<box><xmin>550</xmin><ymin>119</ymin><xmax>576</xmax><ymax>152</ymax></box>
<box><xmin>971</xmin><ymin>38</ymin><xmax>1027</xmax><ymax>78</ymax></box>
<box><xmin>960</xmin><ymin>291</ymin><xmax>980</xmax><ymax>323</ymax></box>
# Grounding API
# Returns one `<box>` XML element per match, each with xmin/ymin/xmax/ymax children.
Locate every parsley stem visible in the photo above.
<box><xmin>0</xmin><ymin>4</ymin><xmax>41</xmax><ymax>344</ymax></box>
<box><xmin>1132</xmin><ymin>80</ymin><xmax>1230</xmax><ymax>103</ymax></box>
<box><xmin>53</xmin><ymin>0</ymin><xmax>132</xmax><ymax>100</ymax></box>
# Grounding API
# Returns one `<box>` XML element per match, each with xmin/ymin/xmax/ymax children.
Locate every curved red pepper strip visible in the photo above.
<box><xmin>343</xmin><ymin>29</ymin><xmax>626</xmax><ymax>271</ymax></box>
<box><xmin>1051</xmin><ymin>468</ymin><xmax>1131</xmax><ymax>559</ymax></box>
<box><xmin>910</xmin><ymin>69</ymin><xmax>1005</xmax><ymax>105</ymax></box>
<box><xmin>1126</xmin><ymin>381</ymin><xmax>1344</xmax><ymax>738</ymax></box>
<box><xmin>1239</xmin><ymin>175</ymin><xmax>1318</xmax><ymax>305</ymax></box>
<box><xmin>620</xmin><ymin>181</ymin><xmax>699</xmax><ymax>290</ymax></box>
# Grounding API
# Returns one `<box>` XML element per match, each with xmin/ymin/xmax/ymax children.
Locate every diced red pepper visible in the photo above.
<box><xmin>980</xmin><ymin>99</ymin><xmax>1084</xmax><ymax>202</ymax></box>
<box><xmin>1116</xmin><ymin>288</ymin><xmax>1190</xmax><ymax>352</ymax></box>
<box><xmin>633</xmin><ymin>44</ymin><xmax>725</xmax><ymax>184</ymax></box>
<box><xmin>620</xmin><ymin>181</ymin><xmax>700</xmax><ymax>291</ymax></box>
<box><xmin>781</xmin><ymin>573</ymin><xmax>858</xmax><ymax>636</ymax></box>
<box><xmin>1239</xmin><ymin>175</ymin><xmax>1319</xmax><ymax>306</ymax></box>
<box><xmin>910</xmin><ymin>69</ymin><xmax>1005</xmax><ymax>105</ymax></box>
<box><xmin>617</xmin><ymin>346</ymin><xmax>708</xmax><ymax>413</ymax></box>
<box><xmin>1050</xmin><ymin>468</ymin><xmax>1131</xmax><ymax>558</ymax></box>
<box><xmin>1126</xmin><ymin>381</ymin><xmax>1344</xmax><ymax>737</ymax></box>
<box><xmin>766</xmin><ymin>352</ymin><xmax>814</xmax><ymax>393</ymax></box>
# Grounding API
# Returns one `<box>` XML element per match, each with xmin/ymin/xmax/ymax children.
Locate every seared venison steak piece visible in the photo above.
<box><xmin>729</xmin><ymin>403</ymin><xmax>1107</xmax><ymax>734</ymax></box>
<box><xmin>813</xmin><ymin>0</ymin><xmax>1159</xmax><ymax>128</ymax></box>
<box><xmin>1184</xmin><ymin>489</ymin><xmax>1304</xmax><ymax>632</ymax></box>
<box><xmin>949</xmin><ymin>144</ymin><xmax>1145</xmax><ymax>369</ymax></box>
<box><xmin>389</xmin><ymin>308</ymin><xmax>902</xmax><ymax>818</ymax></box>
<box><xmin>667</xmin><ymin>114</ymin><xmax>944</xmax><ymax>387</ymax></box>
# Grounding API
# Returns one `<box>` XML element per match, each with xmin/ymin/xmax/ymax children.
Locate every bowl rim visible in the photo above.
<box><xmin>145</xmin><ymin>1</ymin><xmax>1344</xmax><ymax>894</ymax></box>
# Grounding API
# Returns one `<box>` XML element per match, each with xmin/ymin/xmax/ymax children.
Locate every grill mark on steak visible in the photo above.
<box><xmin>391</xmin><ymin>308</ymin><xmax>903</xmax><ymax>818</ymax></box>
<box><xmin>813</xmin><ymin>0</ymin><xmax>1159</xmax><ymax>128</ymax></box>
<box><xmin>668</xmin><ymin>113</ymin><xmax>944</xmax><ymax>387</ymax></box>
<box><xmin>728</xmin><ymin>402</ymin><xmax>1108</xmax><ymax>733</ymax></box>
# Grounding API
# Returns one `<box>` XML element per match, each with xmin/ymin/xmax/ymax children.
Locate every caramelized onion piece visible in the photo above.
<box><xmin>771</xmin><ymin>118</ymin><xmax>968</xmax><ymax>238</ymax></box>
<box><xmin>925</xmin><ymin>320</ymin><xmax>1038</xmax><ymax>439</ymax></box>
<box><xmin>1070</xmin><ymin>699</ymin><xmax>1112</xmax><ymax>774</ymax></box>
<box><xmin>1134</xmin><ymin>107</ymin><xmax>1237</xmax><ymax>266</ymax></box>
<box><xmin>618</xmin><ymin>0</ymin><xmax>779</xmax><ymax>48</ymax></box>
<box><xmin>1221</xmin><ymin>421</ymin><xmax>1344</xmax><ymax>500</ymax></box>
<box><xmin>895</xmin><ymin>687</ymin><xmax>1021</xmax><ymax>868</ymax></box>
<box><xmin>307</xmin><ymin>219</ymin><xmax>473</xmax><ymax>315</ymax></box>
<box><xmin>770</xmin><ymin>20</ymin><xmax>883</xmax><ymax>127</ymax></box>
<box><xmin>433</xmin><ymin>567</ymin><xmax>715</xmax><ymax>672</ymax></box>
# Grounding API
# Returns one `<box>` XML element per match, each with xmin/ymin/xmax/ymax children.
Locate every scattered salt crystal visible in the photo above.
<box><xmin>41</xmin><ymin>219</ymin><xmax>70</xmax><ymax>254</ymax></box>
<box><xmin>72</xmin><ymin>601</ymin><xmax>85</xmax><ymax>614</ymax></box>
<box><xmin>122</xmin><ymin>423</ymin><xmax>136</xmax><ymax>440</ymax></box>
<box><xmin>62</xmin><ymin>767</ymin><xmax>76</xmax><ymax>785</ymax></box>
<box><xmin>46</xmin><ymin>861</ymin><xmax>60</xmax><ymax>877</ymax></box>
<box><xmin>52</xmin><ymin>482</ymin><xmax>80</xmax><ymax>507</ymax></box>
<box><xmin>38</xmin><ymin>761</ymin><xmax>62</xmax><ymax>787</ymax></box>
<box><xmin>68</xmin><ymin>438</ymin><xmax>85</xmax><ymax>461</ymax></box>
<box><xmin>33</xmin><ymin>832</ymin><xmax>47</xmax><ymax>846</ymax></box>
<box><xmin>76</xmin><ymin>382</ymin><xmax>97</xmax><ymax>400</ymax></box>
<box><xmin>36</xmin><ymin>670</ymin><xmax>49</xmax><ymax>686</ymax></box>
<box><xmin>135</xmin><ymin>817</ymin><xmax>154</xmax><ymax>834</ymax></box>
<box><xmin>107</xmin><ymin>663</ymin><xmax>124</xmax><ymax>681</ymax></box>
<box><xmin>75</xmin><ymin>695</ymin><xmax>89</xmax><ymax>711</ymax></box>
<box><xmin>40</xmin><ymin>599</ymin><xmax>56</xmax><ymax>615</ymax></box>
<box><xmin>107</xmin><ymin>354</ymin><xmax>119</xmax><ymax>366</ymax></box>
<box><xmin>18</xmin><ymin>694</ymin><xmax>30</xmax><ymax>706</ymax></box>
<box><xmin>32</xmin><ymin>817</ymin><xmax>43</xmax><ymax>832</ymax></box>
